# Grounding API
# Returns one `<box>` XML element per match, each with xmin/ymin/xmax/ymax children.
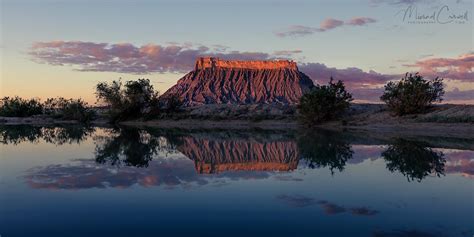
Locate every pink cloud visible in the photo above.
<box><xmin>29</xmin><ymin>41</ymin><xmax>278</xmax><ymax>74</ymax></box>
<box><xmin>274</xmin><ymin>25</ymin><xmax>318</xmax><ymax>37</ymax></box>
<box><xmin>320</xmin><ymin>18</ymin><xmax>344</xmax><ymax>31</ymax></box>
<box><xmin>346</xmin><ymin>17</ymin><xmax>377</xmax><ymax>26</ymax></box>
<box><xmin>299</xmin><ymin>62</ymin><xmax>397</xmax><ymax>88</ymax></box>
<box><xmin>274</xmin><ymin>17</ymin><xmax>376</xmax><ymax>37</ymax></box>
<box><xmin>403</xmin><ymin>53</ymin><xmax>474</xmax><ymax>82</ymax></box>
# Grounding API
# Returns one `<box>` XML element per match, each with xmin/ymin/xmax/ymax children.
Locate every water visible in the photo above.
<box><xmin>0</xmin><ymin>125</ymin><xmax>473</xmax><ymax>237</ymax></box>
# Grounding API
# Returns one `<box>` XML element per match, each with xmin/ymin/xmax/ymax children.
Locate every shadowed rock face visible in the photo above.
<box><xmin>177</xmin><ymin>136</ymin><xmax>300</xmax><ymax>174</ymax></box>
<box><xmin>163</xmin><ymin>57</ymin><xmax>314</xmax><ymax>106</ymax></box>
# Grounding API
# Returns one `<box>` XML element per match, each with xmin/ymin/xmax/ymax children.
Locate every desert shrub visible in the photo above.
<box><xmin>95</xmin><ymin>79</ymin><xmax>160</xmax><ymax>122</ymax></box>
<box><xmin>298</xmin><ymin>78</ymin><xmax>353</xmax><ymax>125</ymax></box>
<box><xmin>161</xmin><ymin>93</ymin><xmax>183</xmax><ymax>113</ymax></box>
<box><xmin>380</xmin><ymin>73</ymin><xmax>444</xmax><ymax>116</ymax></box>
<box><xmin>44</xmin><ymin>98</ymin><xmax>95</xmax><ymax>123</ymax></box>
<box><xmin>0</xmin><ymin>96</ymin><xmax>43</xmax><ymax>117</ymax></box>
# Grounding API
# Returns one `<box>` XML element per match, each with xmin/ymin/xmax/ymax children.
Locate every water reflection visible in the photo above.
<box><xmin>276</xmin><ymin>194</ymin><xmax>379</xmax><ymax>216</ymax></box>
<box><xmin>0</xmin><ymin>125</ymin><xmax>94</xmax><ymax>145</ymax></box>
<box><xmin>297</xmin><ymin>130</ymin><xmax>353</xmax><ymax>174</ymax></box>
<box><xmin>1</xmin><ymin>125</ymin><xmax>473</xmax><ymax>185</ymax></box>
<box><xmin>94</xmin><ymin>127</ymin><xmax>166</xmax><ymax>167</ymax></box>
<box><xmin>25</xmin><ymin>158</ymin><xmax>272</xmax><ymax>190</ymax></box>
<box><xmin>178</xmin><ymin>135</ymin><xmax>299</xmax><ymax>174</ymax></box>
<box><xmin>382</xmin><ymin>139</ymin><xmax>446</xmax><ymax>182</ymax></box>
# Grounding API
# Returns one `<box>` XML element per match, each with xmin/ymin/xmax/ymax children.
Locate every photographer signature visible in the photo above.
<box><xmin>397</xmin><ymin>5</ymin><xmax>469</xmax><ymax>24</ymax></box>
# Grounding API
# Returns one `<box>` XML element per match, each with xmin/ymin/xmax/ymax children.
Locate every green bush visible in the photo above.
<box><xmin>44</xmin><ymin>98</ymin><xmax>95</xmax><ymax>123</ymax></box>
<box><xmin>0</xmin><ymin>96</ymin><xmax>43</xmax><ymax>117</ymax></box>
<box><xmin>95</xmin><ymin>79</ymin><xmax>160</xmax><ymax>122</ymax></box>
<box><xmin>380</xmin><ymin>73</ymin><xmax>444</xmax><ymax>116</ymax></box>
<box><xmin>298</xmin><ymin>78</ymin><xmax>353</xmax><ymax>125</ymax></box>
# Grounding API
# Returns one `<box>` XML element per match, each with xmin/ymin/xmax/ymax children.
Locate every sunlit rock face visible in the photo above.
<box><xmin>177</xmin><ymin>136</ymin><xmax>300</xmax><ymax>174</ymax></box>
<box><xmin>162</xmin><ymin>57</ymin><xmax>314</xmax><ymax>106</ymax></box>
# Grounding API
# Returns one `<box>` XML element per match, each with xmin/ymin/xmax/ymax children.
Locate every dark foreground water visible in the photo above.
<box><xmin>0</xmin><ymin>125</ymin><xmax>473</xmax><ymax>237</ymax></box>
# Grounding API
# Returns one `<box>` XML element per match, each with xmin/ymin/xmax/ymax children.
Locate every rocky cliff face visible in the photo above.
<box><xmin>163</xmin><ymin>57</ymin><xmax>314</xmax><ymax>106</ymax></box>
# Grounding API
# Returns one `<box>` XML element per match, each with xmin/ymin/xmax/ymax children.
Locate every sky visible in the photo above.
<box><xmin>1</xmin><ymin>0</ymin><xmax>473</xmax><ymax>104</ymax></box>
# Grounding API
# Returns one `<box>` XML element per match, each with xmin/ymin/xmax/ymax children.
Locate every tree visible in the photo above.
<box><xmin>380</xmin><ymin>73</ymin><xmax>444</xmax><ymax>116</ymax></box>
<box><xmin>298</xmin><ymin>78</ymin><xmax>353</xmax><ymax>125</ymax></box>
<box><xmin>95</xmin><ymin>79</ymin><xmax>160</xmax><ymax>122</ymax></box>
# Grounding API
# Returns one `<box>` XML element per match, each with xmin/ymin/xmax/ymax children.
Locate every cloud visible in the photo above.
<box><xmin>444</xmin><ymin>88</ymin><xmax>474</xmax><ymax>101</ymax></box>
<box><xmin>403</xmin><ymin>52</ymin><xmax>474</xmax><ymax>82</ymax></box>
<box><xmin>29</xmin><ymin>41</ymin><xmax>279</xmax><ymax>74</ymax></box>
<box><xmin>274</xmin><ymin>25</ymin><xmax>319</xmax><ymax>37</ymax></box>
<box><xmin>346</xmin><ymin>17</ymin><xmax>377</xmax><ymax>26</ymax></box>
<box><xmin>273</xmin><ymin>50</ymin><xmax>303</xmax><ymax>56</ymax></box>
<box><xmin>299</xmin><ymin>62</ymin><xmax>397</xmax><ymax>88</ymax></box>
<box><xmin>274</xmin><ymin>17</ymin><xmax>376</xmax><ymax>37</ymax></box>
<box><xmin>320</xmin><ymin>18</ymin><xmax>345</xmax><ymax>30</ymax></box>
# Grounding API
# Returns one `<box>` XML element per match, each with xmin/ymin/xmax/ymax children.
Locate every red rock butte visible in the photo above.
<box><xmin>194</xmin><ymin>57</ymin><xmax>298</xmax><ymax>70</ymax></box>
<box><xmin>162</xmin><ymin>57</ymin><xmax>314</xmax><ymax>106</ymax></box>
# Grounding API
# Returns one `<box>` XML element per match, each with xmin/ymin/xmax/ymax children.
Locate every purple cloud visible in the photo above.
<box><xmin>346</xmin><ymin>17</ymin><xmax>377</xmax><ymax>26</ymax></box>
<box><xmin>403</xmin><ymin>52</ymin><xmax>474</xmax><ymax>82</ymax></box>
<box><xmin>29</xmin><ymin>41</ymin><xmax>281</xmax><ymax>74</ymax></box>
<box><xmin>320</xmin><ymin>18</ymin><xmax>345</xmax><ymax>31</ymax></box>
<box><xmin>274</xmin><ymin>25</ymin><xmax>319</xmax><ymax>37</ymax></box>
<box><xmin>299</xmin><ymin>62</ymin><xmax>397</xmax><ymax>88</ymax></box>
<box><xmin>444</xmin><ymin>88</ymin><xmax>474</xmax><ymax>102</ymax></box>
<box><xmin>274</xmin><ymin>17</ymin><xmax>376</xmax><ymax>37</ymax></box>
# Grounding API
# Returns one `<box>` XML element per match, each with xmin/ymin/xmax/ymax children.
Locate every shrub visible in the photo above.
<box><xmin>380</xmin><ymin>73</ymin><xmax>444</xmax><ymax>116</ymax></box>
<box><xmin>95</xmin><ymin>79</ymin><xmax>160</xmax><ymax>122</ymax></box>
<box><xmin>44</xmin><ymin>98</ymin><xmax>95</xmax><ymax>123</ymax></box>
<box><xmin>0</xmin><ymin>96</ymin><xmax>43</xmax><ymax>117</ymax></box>
<box><xmin>298</xmin><ymin>78</ymin><xmax>353</xmax><ymax>125</ymax></box>
<box><xmin>161</xmin><ymin>93</ymin><xmax>183</xmax><ymax>113</ymax></box>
